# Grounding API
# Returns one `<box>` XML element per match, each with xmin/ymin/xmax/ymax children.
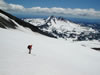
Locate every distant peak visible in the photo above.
<box><xmin>47</xmin><ymin>16</ymin><xmax>66</xmax><ymax>22</ymax></box>
<box><xmin>47</xmin><ymin>15</ymin><xmax>56</xmax><ymax>20</ymax></box>
<box><xmin>49</xmin><ymin>15</ymin><xmax>56</xmax><ymax>18</ymax></box>
<box><xmin>58</xmin><ymin>17</ymin><xmax>66</xmax><ymax>21</ymax></box>
<box><xmin>46</xmin><ymin>15</ymin><xmax>56</xmax><ymax>22</ymax></box>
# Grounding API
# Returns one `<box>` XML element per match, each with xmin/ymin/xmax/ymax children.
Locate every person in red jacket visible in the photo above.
<box><xmin>27</xmin><ymin>45</ymin><xmax>32</xmax><ymax>54</ymax></box>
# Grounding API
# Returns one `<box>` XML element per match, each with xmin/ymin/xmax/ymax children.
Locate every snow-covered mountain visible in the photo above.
<box><xmin>0</xmin><ymin>18</ymin><xmax>100</xmax><ymax>75</ymax></box>
<box><xmin>24</xmin><ymin>16</ymin><xmax>100</xmax><ymax>41</ymax></box>
<box><xmin>1</xmin><ymin>9</ymin><xmax>100</xmax><ymax>75</ymax></box>
<box><xmin>24</xmin><ymin>18</ymin><xmax>46</xmax><ymax>26</ymax></box>
<box><xmin>0</xmin><ymin>9</ymin><xmax>99</xmax><ymax>48</ymax></box>
<box><xmin>0</xmin><ymin>9</ymin><xmax>56</xmax><ymax>38</ymax></box>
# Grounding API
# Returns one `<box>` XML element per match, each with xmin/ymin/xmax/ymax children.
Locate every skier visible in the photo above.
<box><xmin>27</xmin><ymin>45</ymin><xmax>32</xmax><ymax>54</ymax></box>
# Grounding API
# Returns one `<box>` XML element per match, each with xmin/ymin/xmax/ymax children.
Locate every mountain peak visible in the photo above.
<box><xmin>45</xmin><ymin>16</ymin><xmax>57</xmax><ymax>25</ymax></box>
<box><xmin>46</xmin><ymin>15</ymin><xmax>56</xmax><ymax>21</ymax></box>
<box><xmin>46</xmin><ymin>16</ymin><xmax>67</xmax><ymax>23</ymax></box>
<box><xmin>58</xmin><ymin>16</ymin><xmax>66</xmax><ymax>21</ymax></box>
<box><xmin>49</xmin><ymin>15</ymin><xmax>55</xmax><ymax>19</ymax></box>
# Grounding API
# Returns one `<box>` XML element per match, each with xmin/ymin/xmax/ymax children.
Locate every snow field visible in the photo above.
<box><xmin>0</xmin><ymin>28</ymin><xmax>100</xmax><ymax>75</ymax></box>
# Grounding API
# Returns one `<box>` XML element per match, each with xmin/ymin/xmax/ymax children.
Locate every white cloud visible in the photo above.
<box><xmin>0</xmin><ymin>0</ymin><xmax>100</xmax><ymax>19</ymax></box>
<box><xmin>9</xmin><ymin>4</ymin><xmax>25</xmax><ymax>11</ymax></box>
<box><xmin>0</xmin><ymin>0</ymin><xmax>9</xmax><ymax>10</ymax></box>
<box><xmin>0</xmin><ymin>0</ymin><xmax>25</xmax><ymax>11</ymax></box>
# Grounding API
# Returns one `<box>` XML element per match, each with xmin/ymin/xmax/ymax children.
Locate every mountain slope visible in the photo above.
<box><xmin>0</xmin><ymin>9</ymin><xmax>56</xmax><ymax>38</ymax></box>
<box><xmin>0</xmin><ymin>9</ymin><xmax>100</xmax><ymax>75</ymax></box>
<box><xmin>0</xmin><ymin>28</ymin><xmax>100</xmax><ymax>75</ymax></box>
<box><xmin>24</xmin><ymin>16</ymin><xmax>100</xmax><ymax>41</ymax></box>
<box><xmin>0</xmin><ymin>12</ymin><xmax>17</xmax><ymax>29</ymax></box>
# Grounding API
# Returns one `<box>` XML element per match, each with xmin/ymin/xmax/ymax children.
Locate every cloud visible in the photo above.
<box><xmin>0</xmin><ymin>0</ymin><xmax>100</xmax><ymax>19</ymax></box>
<box><xmin>0</xmin><ymin>0</ymin><xmax>9</xmax><ymax>10</ymax></box>
<box><xmin>0</xmin><ymin>0</ymin><xmax>25</xmax><ymax>11</ymax></box>
<box><xmin>9</xmin><ymin>4</ymin><xmax>24</xmax><ymax>11</ymax></box>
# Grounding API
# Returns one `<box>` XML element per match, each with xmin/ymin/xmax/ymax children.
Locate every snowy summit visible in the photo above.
<box><xmin>24</xmin><ymin>16</ymin><xmax>99</xmax><ymax>41</ymax></box>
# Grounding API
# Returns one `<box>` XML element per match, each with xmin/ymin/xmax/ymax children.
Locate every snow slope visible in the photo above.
<box><xmin>24</xmin><ymin>16</ymin><xmax>95</xmax><ymax>33</ymax></box>
<box><xmin>0</xmin><ymin>27</ymin><xmax>100</xmax><ymax>75</ymax></box>
<box><xmin>0</xmin><ymin>13</ymin><xmax>10</xmax><ymax>21</ymax></box>
<box><xmin>24</xmin><ymin>16</ymin><xmax>99</xmax><ymax>41</ymax></box>
<box><xmin>24</xmin><ymin>18</ymin><xmax>45</xmax><ymax>26</ymax></box>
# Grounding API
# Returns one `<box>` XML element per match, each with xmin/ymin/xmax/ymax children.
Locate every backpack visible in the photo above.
<box><xmin>27</xmin><ymin>45</ymin><xmax>32</xmax><ymax>49</ymax></box>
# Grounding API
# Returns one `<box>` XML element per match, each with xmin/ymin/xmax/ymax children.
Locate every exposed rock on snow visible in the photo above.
<box><xmin>24</xmin><ymin>16</ymin><xmax>99</xmax><ymax>41</ymax></box>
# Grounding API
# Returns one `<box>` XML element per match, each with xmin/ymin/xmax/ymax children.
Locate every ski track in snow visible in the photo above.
<box><xmin>0</xmin><ymin>28</ymin><xmax>100</xmax><ymax>75</ymax></box>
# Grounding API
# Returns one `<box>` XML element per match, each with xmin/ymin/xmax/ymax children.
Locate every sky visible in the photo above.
<box><xmin>0</xmin><ymin>0</ymin><xmax>100</xmax><ymax>20</ymax></box>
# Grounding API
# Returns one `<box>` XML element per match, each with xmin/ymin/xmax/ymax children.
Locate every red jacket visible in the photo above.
<box><xmin>28</xmin><ymin>45</ymin><xmax>32</xmax><ymax>50</ymax></box>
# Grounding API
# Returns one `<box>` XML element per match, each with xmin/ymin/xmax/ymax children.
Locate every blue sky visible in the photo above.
<box><xmin>0</xmin><ymin>0</ymin><xmax>100</xmax><ymax>20</ymax></box>
<box><xmin>5</xmin><ymin>0</ymin><xmax>100</xmax><ymax>10</ymax></box>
